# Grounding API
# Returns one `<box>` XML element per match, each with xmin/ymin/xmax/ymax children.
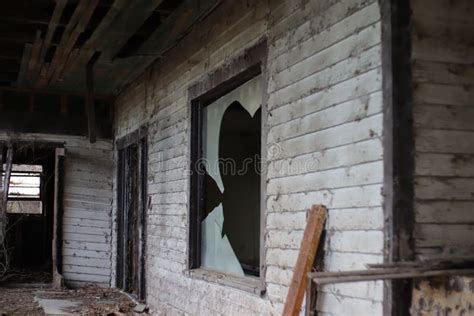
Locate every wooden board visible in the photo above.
<box><xmin>0</xmin><ymin>146</ymin><xmax>12</xmax><ymax>245</ymax></box>
<box><xmin>283</xmin><ymin>205</ymin><xmax>327</xmax><ymax>316</ymax></box>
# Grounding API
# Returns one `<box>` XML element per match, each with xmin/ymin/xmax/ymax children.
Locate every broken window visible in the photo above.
<box><xmin>190</xmin><ymin>75</ymin><xmax>262</xmax><ymax>277</ymax></box>
<box><xmin>2</xmin><ymin>164</ymin><xmax>43</xmax><ymax>214</ymax></box>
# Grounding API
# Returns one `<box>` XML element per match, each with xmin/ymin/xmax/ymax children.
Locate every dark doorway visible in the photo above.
<box><xmin>116</xmin><ymin>134</ymin><xmax>147</xmax><ymax>301</ymax></box>
<box><xmin>1</xmin><ymin>144</ymin><xmax>56</xmax><ymax>283</ymax></box>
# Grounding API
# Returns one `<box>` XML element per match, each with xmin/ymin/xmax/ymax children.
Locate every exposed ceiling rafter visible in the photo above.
<box><xmin>1</xmin><ymin>0</ymin><xmax>223</xmax><ymax>95</ymax></box>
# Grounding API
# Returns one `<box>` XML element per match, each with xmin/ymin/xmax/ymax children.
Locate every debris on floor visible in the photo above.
<box><xmin>35</xmin><ymin>298</ymin><xmax>81</xmax><ymax>315</ymax></box>
<box><xmin>0</xmin><ymin>286</ymin><xmax>45</xmax><ymax>315</ymax></box>
<box><xmin>0</xmin><ymin>283</ymin><xmax>145</xmax><ymax>315</ymax></box>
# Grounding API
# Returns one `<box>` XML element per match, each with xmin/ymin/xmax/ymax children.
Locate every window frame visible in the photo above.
<box><xmin>115</xmin><ymin>125</ymin><xmax>148</xmax><ymax>302</ymax></box>
<box><xmin>187</xmin><ymin>41</ymin><xmax>268</xmax><ymax>294</ymax></box>
<box><xmin>4</xmin><ymin>164</ymin><xmax>43</xmax><ymax>215</ymax></box>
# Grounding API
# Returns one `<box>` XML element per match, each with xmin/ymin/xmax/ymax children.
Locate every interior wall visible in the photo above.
<box><xmin>411</xmin><ymin>0</ymin><xmax>474</xmax><ymax>258</ymax></box>
<box><xmin>115</xmin><ymin>0</ymin><xmax>385</xmax><ymax>314</ymax></box>
<box><xmin>0</xmin><ymin>133</ymin><xmax>114</xmax><ymax>287</ymax></box>
<box><xmin>410</xmin><ymin>2</ymin><xmax>474</xmax><ymax>312</ymax></box>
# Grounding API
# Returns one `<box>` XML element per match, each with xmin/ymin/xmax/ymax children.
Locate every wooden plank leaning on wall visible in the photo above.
<box><xmin>283</xmin><ymin>205</ymin><xmax>327</xmax><ymax>316</ymax></box>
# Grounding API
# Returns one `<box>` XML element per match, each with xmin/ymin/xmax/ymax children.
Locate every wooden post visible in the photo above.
<box><xmin>52</xmin><ymin>147</ymin><xmax>65</xmax><ymax>288</ymax></box>
<box><xmin>0</xmin><ymin>146</ymin><xmax>13</xmax><ymax>245</ymax></box>
<box><xmin>283</xmin><ymin>205</ymin><xmax>327</xmax><ymax>316</ymax></box>
<box><xmin>85</xmin><ymin>58</ymin><xmax>97</xmax><ymax>143</ymax></box>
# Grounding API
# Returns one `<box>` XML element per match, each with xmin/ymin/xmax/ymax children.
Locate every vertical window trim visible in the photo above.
<box><xmin>189</xmin><ymin>99</ymin><xmax>204</xmax><ymax>270</ymax></box>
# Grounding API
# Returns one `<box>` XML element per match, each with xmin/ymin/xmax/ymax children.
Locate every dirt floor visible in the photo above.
<box><xmin>0</xmin><ymin>286</ymin><xmax>44</xmax><ymax>315</ymax></box>
<box><xmin>0</xmin><ymin>284</ymin><xmax>141</xmax><ymax>315</ymax></box>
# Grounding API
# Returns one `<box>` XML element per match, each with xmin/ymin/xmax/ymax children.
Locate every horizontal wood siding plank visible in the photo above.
<box><xmin>113</xmin><ymin>0</ymin><xmax>385</xmax><ymax>314</ymax></box>
<box><xmin>412</xmin><ymin>0</ymin><xmax>474</xmax><ymax>257</ymax></box>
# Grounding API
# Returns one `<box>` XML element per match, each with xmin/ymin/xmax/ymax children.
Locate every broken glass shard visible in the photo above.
<box><xmin>203</xmin><ymin>75</ymin><xmax>262</xmax><ymax>193</ymax></box>
<box><xmin>201</xmin><ymin>203</ymin><xmax>244</xmax><ymax>276</ymax></box>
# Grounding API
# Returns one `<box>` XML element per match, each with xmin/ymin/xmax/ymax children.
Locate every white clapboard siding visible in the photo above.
<box><xmin>62</xmin><ymin>142</ymin><xmax>113</xmax><ymax>286</ymax></box>
<box><xmin>113</xmin><ymin>0</ymin><xmax>384</xmax><ymax>315</ymax></box>
<box><xmin>0</xmin><ymin>133</ymin><xmax>114</xmax><ymax>286</ymax></box>
<box><xmin>63</xmin><ymin>264</ymin><xmax>111</xmax><ymax>276</ymax></box>
<box><xmin>412</xmin><ymin>0</ymin><xmax>474</xmax><ymax>257</ymax></box>
<box><xmin>62</xmin><ymin>272</ymin><xmax>110</xmax><ymax>284</ymax></box>
<box><xmin>63</xmin><ymin>240</ymin><xmax>111</xmax><ymax>252</ymax></box>
<box><xmin>63</xmin><ymin>247</ymin><xmax>111</xmax><ymax>259</ymax></box>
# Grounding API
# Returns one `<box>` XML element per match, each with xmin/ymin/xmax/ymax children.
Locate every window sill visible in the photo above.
<box><xmin>185</xmin><ymin>268</ymin><xmax>264</xmax><ymax>296</ymax></box>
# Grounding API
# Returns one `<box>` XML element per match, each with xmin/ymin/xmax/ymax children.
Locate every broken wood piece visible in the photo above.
<box><xmin>283</xmin><ymin>205</ymin><xmax>327</xmax><ymax>316</ymax></box>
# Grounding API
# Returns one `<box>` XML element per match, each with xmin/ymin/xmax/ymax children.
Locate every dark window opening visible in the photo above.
<box><xmin>115</xmin><ymin>0</ymin><xmax>186</xmax><ymax>58</ymax></box>
<box><xmin>1</xmin><ymin>145</ymin><xmax>56</xmax><ymax>283</ymax></box>
<box><xmin>190</xmin><ymin>75</ymin><xmax>263</xmax><ymax>278</ymax></box>
<box><xmin>74</xmin><ymin>4</ymin><xmax>111</xmax><ymax>49</ymax></box>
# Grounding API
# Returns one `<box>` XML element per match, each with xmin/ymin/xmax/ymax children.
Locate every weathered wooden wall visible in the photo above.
<box><xmin>115</xmin><ymin>0</ymin><xmax>385</xmax><ymax>314</ymax></box>
<box><xmin>411</xmin><ymin>0</ymin><xmax>474</xmax><ymax>257</ymax></box>
<box><xmin>0</xmin><ymin>133</ymin><xmax>114</xmax><ymax>287</ymax></box>
<box><xmin>410</xmin><ymin>1</ymin><xmax>474</xmax><ymax>313</ymax></box>
<box><xmin>61</xmin><ymin>139</ymin><xmax>114</xmax><ymax>287</ymax></box>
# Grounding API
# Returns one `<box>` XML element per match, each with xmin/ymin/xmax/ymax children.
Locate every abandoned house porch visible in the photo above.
<box><xmin>0</xmin><ymin>0</ymin><xmax>473</xmax><ymax>315</ymax></box>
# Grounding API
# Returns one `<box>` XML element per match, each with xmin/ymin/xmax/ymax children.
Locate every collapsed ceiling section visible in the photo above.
<box><xmin>0</xmin><ymin>0</ymin><xmax>220</xmax><ymax>95</ymax></box>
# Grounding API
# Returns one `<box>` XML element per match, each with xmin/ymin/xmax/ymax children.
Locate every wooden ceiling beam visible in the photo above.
<box><xmin>136</xmin><ymin>0</ymin><xmax>221</xmax><ymax>57</ymax></box>
<box><xmin>17</xmin><ymin>43</ymin><xmax>32</xmax><ymax>84</ymax></box>
<box><xmin>65</xmin><ymin>0</ymin><xmax>130</xmax><ymax>72</ymax></box>
<box><xmin>51</xmin><ymin>0</ymin><xmax>163</xmax><ymax>93</ymax></box>
<box><xmin>90</xmin><ymin>0</ymin><xmax>165</xmax><ymax>61</ymax></box>
<box><xmin>26</xmin><ymin>30</ymin><xmax>43</xmax><ymax>84</ymax></box>
<box><xmin>38</xmin><ymin>0</ymin><xmax>99</xmax><ymax>88</ymax></box>
<box><xmin>31</xmin><ymin>0</ymin><xmax>68</xmax><ymax>86</ymax></box>
<box><xmin>85</xmin><ymin>56</ymin><xmax>98</xmax><ymax>143</ymax></box>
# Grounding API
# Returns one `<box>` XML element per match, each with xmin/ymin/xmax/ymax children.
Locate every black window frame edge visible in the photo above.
<box><xmin>381</xmin><ymin>0</ymin><xmax>415</xmax><ymax>315</ymax></box>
